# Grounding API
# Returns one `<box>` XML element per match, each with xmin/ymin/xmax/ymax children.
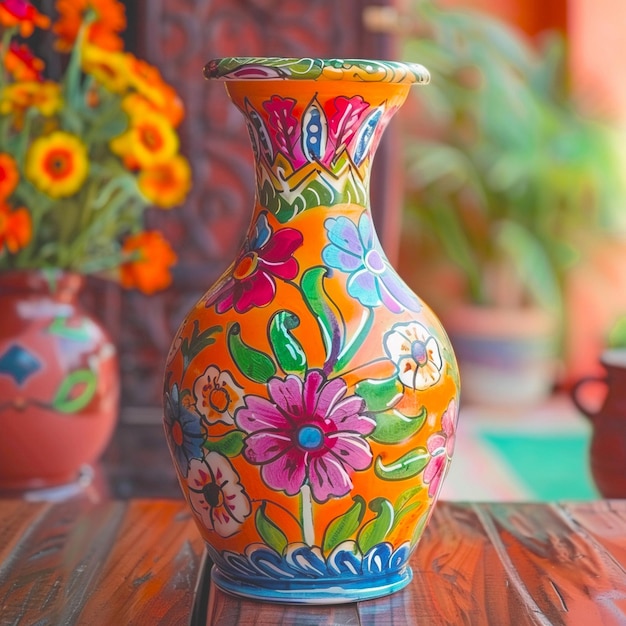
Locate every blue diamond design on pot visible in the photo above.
<box><xmin>0</xmin><ymin>344</ymin><xmax>42</xmax><ymax>385</ymax></box>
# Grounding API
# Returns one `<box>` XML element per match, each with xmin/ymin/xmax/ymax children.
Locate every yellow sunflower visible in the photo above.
<box><xmin>80</xmin><ymin>43</ymin><xmax>130</xmax><ymax>93</ymax></box>
<box><xmin>25</xmin><ymin>131</ymin><xmax>89</xmax><ymax>198</ymax></box>
<box><xmin>110</xmin><ymin>108</ymin><xmax>179</xmax><ymax>169</ymax></box>
<box><xmin>0</xmin><ymin>81</ymin><xmax>62</xmax><ymax>118</ymax></box>
<box><xmin>138</xmin><ymin>155</ymin><xmax>192</xmax><ymax>209</ymax></box>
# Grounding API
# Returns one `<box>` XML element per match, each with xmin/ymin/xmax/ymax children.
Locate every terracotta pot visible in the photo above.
<box><xmin>0</xmin><ymin>270</ymin><xmax>119</xmax><ymax>493</ymax></box>
<box><xmin>571</xmin><ymin>348</ymin><xmax>626</xmax><ymax>498</ymax></box>
<box><xmin>443</xmin><ymin>304</ymin><xmax>559</xmax><ymax>408</ymax></box>
<box><xmin>163</xmin><ymin>57</ymin><xmax>460</xmax><ymax>603</ymax></box>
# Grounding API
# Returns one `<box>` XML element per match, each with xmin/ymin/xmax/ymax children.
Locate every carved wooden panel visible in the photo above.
<box><xmin>114</xmin><ymin>0</ymin><xmax>400</xmax><ymax>411</ymax></box>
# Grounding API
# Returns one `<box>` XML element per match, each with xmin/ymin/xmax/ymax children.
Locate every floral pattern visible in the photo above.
<box><xmin>322</xmin><ymin>213</ymin><xmax>421</xmax><ymax>313</ymax></box>
<box><xmin>423</xmin><ymin>399</ymin><xmax>458</xmax><ymax>498</ymax></box>
<box><xmin>193</xmin><ymin>365</ymin><xmax>244</xmax><ymax>426</ymax></box>
<box><xmin>163</xmin><ymin>60</ymin><xmax>460</xmax><ymax>602</ymax></box>
<box><xmin>235</xmin><ymin>369</ymin><xmax>376</xmax><ymax>503</ymax></box>
<box><xmin>206</xmin><ymin>211</ymin><xmax>303</xmax><ymax>314</ymax></box>
<box><xmin>384</xmin><ymin>322</ymin><xmax>444</xmax><ymax>389</ymax></box>
<box><xmin>187</xmin><ymin>451</ymin><xmax>252</xmax><ymax>538</ymax></box>
<box><xmin>163</xmin><ymin>384</ymin><xmax>204</xmax><ymax>476</ymax></box>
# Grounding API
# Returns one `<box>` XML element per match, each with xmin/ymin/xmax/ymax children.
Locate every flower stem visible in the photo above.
<box><xmin>300</xmin><ymin>484</ymin><xmax>315</xmax><ymax>546</ymax></box>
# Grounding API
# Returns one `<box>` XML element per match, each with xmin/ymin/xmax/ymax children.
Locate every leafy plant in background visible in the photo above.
<box><xmin>0</xmin><ymin>0</ymin><xmax>192</xmax><ymax>294</ymax></box>
<box><xmin>400</xmin><ymin>0</ymin><xmax>625</xmax><ymax>315</ymax></box>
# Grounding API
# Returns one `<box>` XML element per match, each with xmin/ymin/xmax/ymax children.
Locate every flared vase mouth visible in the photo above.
<box><xmin>203</xmin><ymin>57</ymin><xmax>430</xmax><ymax>84</ymax></box>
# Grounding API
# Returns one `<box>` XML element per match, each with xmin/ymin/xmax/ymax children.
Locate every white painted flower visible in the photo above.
<box><xmin>187</xmin><ymin>452</ymin><xmax>251</xmax><ymax>538</ymax></box>
<box><xmin>384</xmin><ymin>322</ymin><xmax>443</xmax><ymax>389</ymax></box>
<box><xmin>193</xmin><ymin>365</ymin><xmax>244</xmax><ymax>425</ymax></box>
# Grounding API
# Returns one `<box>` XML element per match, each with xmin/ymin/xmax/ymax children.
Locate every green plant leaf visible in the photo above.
<box><xmin>374</xmin><ymin>447</ymin><xmax>430</xmax><ymax>481</ymax></box>
<box><xmin>357</xmin><ymin>498</ymin><xmax>395</xmax><ymax>553</ymax></box>
<box><xmin>255</xmin><ymin>502</ymin><xmax>288</xmax><ymax>554</ymax></box>
<box><xmin>356</xmin><ymin>376</ymin><xmax>402</xmax><ymax>412</ymax></box>
<box><xmin>203</xmin><ymin>431</ymin><xmax>245</xmax><ymax>457</ymax></box>
<box><xmin>52</xmin><ymin>369</ymin><xmax>98</xmax><ymax>413</ymax></box>
<box><xmin>394</xmin><ymin>485</ymin><xmax>422</xmax><ymax>512</ymax></box>
<box><xmin>227</xmin><ymin>323</ymin><xmax>276</xmax><ymax>383</ymax></box>
<box><xmin>371</xmin><ymin>407</ymin><xmax>427</xmax><ymax>444</ymax></box>
<box><xmin>322</xmin><ymin>496</ymin><xmax>365</xmax><ymax>554</ymax></box>
<box><xmin>334</xmin><ymin>309</ymin><xmax>374</xmax><ymax>374</ymax></box>
<box><xmin>269</xmin><ymin>311</ymin><xmax>307</xmax><ymax>375</ymax></box>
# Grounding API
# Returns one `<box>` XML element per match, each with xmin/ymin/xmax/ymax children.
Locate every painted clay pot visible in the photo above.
<box><xmin>571</xmin><ymin>348</ymin><xmax>626</xmax><ymax>497</ymax></box>
<box><xmin>0</xmin><ymin>270</ymin><xmax>119</xmax><ymax>493</ymax></box>
<box><xmin>163</xmin><ymin>57</ymin><xmax>460</xmax><ymax>603</ymax></box>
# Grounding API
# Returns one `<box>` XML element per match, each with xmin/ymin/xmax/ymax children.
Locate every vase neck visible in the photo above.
<box><xmin>0</xmin><ymin>270</ymin><xmax>83</xmax><ymax>300</ymax></box>
<box><xmin>225</xmin><ymin>80</ymin><xmax>410</xmax><ymax>222</ymax></box>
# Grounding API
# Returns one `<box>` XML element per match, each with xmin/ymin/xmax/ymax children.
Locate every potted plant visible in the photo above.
<box><xmin>396</xmin><ymin>0</ymin><xmax>625</xmax><ymax>406</ymax></box>
<box><xmin>0</xmin><ymin>0</ymin><xmax>192</xmax><ymax>492</ymax></box>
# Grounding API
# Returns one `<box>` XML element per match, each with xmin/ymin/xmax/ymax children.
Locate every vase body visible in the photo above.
<box><xmin>163</xmin><ymin>58</ymin><xmax>460</xmax><ymax>603</ymax></box>
<box><xmin>571</xmin><ymin>349</ymin><xmax>626</xmax><ymax>497</ymax></box>
<box><xmin>0</xmin><ymin>270</ymin><xmax>119</xmax><ymax>493</ymax></box>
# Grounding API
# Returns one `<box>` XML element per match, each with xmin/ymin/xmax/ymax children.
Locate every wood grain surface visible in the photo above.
<box><xmin>1</xmin><ymin>498</ymin><xmax>625</xmax><ymax>625</ymax></box>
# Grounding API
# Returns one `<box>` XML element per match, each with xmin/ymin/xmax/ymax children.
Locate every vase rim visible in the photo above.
<box><xmin>203</xmin><ymin>57</ymin><xmax>430</xmax><ymax>85</ymax></box>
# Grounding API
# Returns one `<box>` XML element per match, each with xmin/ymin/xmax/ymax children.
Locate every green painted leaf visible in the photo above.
<box><xmin>203</xmin><ymin>431</ymin><xmax>245</xmax><ymax>457</ymax></box>
<box><xmin>334</xmin><ymin>309</ymin><xmax>374</xmax><ymax>374</ymax></box>
<box><xmin>391</xmin><ymin>500</ymin><xmax>424</xmax><ymax>535</ymax></box>
<box><xmin>356</xmin><ymin>377</ymin><xmax>402</xmax><ymax>412</ymax></box>
<box><xmin>301</xmin><ymin>267</ymin><xmax>341</xmax><ymax>366</ymax></box>
<box><xmin>52</xmin><ymin>369</ymin><xmax>98</xmax><ymax>413</ymax></box>
<box><xmin>410</xmin><ymin>510</ymin><xmax>429</xmax><ymax>548</ymax></box>
<box><xmin>371</xmin><ymin>407</ymin><xmax>427</xmax><ymax>444</ymax></box>
<box><xmin>357</xmin><ymin>498</ymin><xmax>395</xmax><ymax>553</ymax></box>
<box><xmin>322</xmin><ymin>496</ymin><xmax>365</xmax><ymax>554</ymax></box>
<box><xmin>255</xmin><ymin>503</ymin><xmax>288</xmax><ymax>554</ymax></box>
<box><xmin>374</xmin><ymin>447</ymin><xmax>429</xmax><ymax>481</ymax></box>
<box><xmin>227</xmin><ymin>323</ymin><xmax>276</xmax><ymax>383</ymax></box>
<box><xmin>395</xmin><ymin>485</ymin><xmax>422</xmax><ymax>512</ymax></box>
<box><xmin>181</xmin><ymin>321</ymin><xmax>221</xmax><ymax>372</ymax></box>
<box><xmin>269</xmin><ymin>311</ymin><xmax>307</xmax><ymax>375</ymax></box>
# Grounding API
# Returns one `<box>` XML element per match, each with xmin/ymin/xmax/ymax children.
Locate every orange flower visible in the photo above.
<box><xmin>25</xmin><ymin>131</ymin><xmax>89</xmax><ymax>198</ymax></box>
<box><xmin>54</xmin><ymin>0</ymin><xmax>126</xmax><ymax>52</ymax></box>
<box><xmin>4</xmin><ymin>41</ymin><xmax>45</xmax><ymax>81</ymax></box>
<box><xmin>110</xmin><ymin>107</ymin><xmax>179</xmax><ymax>169</ymax></box>
<box><xmin>138</xmin><ymin>155</ymin><xmax>192</xmax><ymax>209</ymax></box>
<box><xmin>0</xmin><ymin>0</ymin><xmax>50</xmax><ymax>37</ymax></box>
<box><xmin>120</xmin><ymin>231</ymin><xmax>177</xmax><ymax>294</ymax></box>
<box><xmin>0</xmin><ymin>202</ymin><xmax>32</xmax><ymax>254</ymax></box>
<box><xmin>0</xmin><ymin>154</ymin><xmax>19</xmax><ymax>201</ymax></box>
<box><xmin>125</xmin><ymin>55</ymin><xmax>185</xmax><ymax>127</ymax></box>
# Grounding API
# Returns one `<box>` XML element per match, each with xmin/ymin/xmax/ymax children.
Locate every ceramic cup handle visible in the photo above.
<box><xmin>570</xmin><ymin>376</ymin><xmax>606</xmax><ymax>421</ymax></box>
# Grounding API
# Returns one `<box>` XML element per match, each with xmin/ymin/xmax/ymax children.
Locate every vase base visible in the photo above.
<box><xmin>211</xmin><ymin>563</ymin><xmax>413</xmax><ymax>604</ymax></box>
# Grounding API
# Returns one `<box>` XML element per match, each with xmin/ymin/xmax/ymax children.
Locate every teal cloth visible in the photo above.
<box><xmin>481</xmin><ymin>431</ymin><xmax>599</xmax><ymax>500</ymax></box>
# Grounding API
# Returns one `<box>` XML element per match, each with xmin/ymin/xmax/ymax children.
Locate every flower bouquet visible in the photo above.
<box><xmin>0</xmin><ymin>0</ymin><xmax>191</xmax><ymax>294</ymax></box>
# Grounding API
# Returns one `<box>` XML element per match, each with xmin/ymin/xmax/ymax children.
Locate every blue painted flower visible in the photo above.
<box><xmin>322</xmin><ymin>213</ymin><xmax>421</xmax><ymax>313</ymax></box>
<box><xmin>163</xmin><ymin>383</ymin><xmax>204</xmax><ymax>476</ymax></box>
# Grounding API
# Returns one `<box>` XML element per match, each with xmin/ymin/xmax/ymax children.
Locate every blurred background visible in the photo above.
<box><xmin>95</xmin><ymin>0</ymin><xmax>626</xmax><ymax>501</ymax></box>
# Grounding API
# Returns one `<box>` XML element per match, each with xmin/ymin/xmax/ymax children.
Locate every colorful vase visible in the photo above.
<box><xmin>163</xmin><ymin>57</ymin><xmax>460</xmax><ymax>603</ymax></box>
<box><xmin>0</xmin><ymin>270</ymin><xmax>119</xmax><ymax>493</ymax></box>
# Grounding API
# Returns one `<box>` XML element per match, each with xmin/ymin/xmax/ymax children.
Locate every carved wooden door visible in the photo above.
<box><xmin>114</xmin><ymin>0</ymin><xmax>402</xmax><ymax>413</ymax></box>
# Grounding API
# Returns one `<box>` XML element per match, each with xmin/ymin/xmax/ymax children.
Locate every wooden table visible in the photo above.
<box><xmin>1</xmin><ymin>497</ymin><xmax>625</xmax><ymax>625</ymax></box>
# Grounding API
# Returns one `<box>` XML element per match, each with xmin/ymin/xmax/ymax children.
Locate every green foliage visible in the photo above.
<box><xmin>401</xmin><ymin>1</ymin><xmax>626</xmax><ymax>314</ymax></box>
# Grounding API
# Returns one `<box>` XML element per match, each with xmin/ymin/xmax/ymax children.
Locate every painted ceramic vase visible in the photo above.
<box><xmin>163</xmin><ymin>57</ymin><xmax>460</xmax><ymax>603</ymax></box>
<box><xmin>0</xmin><ymin>270</ymin><xmax>119</xmax><ymax>492</ymax></box>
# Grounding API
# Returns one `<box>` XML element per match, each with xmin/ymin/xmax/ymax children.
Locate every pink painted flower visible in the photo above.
<box><xmin>206</xmin><ymin>211</ymin><xmax>303</xmax><ymax>314</ymax></box>
<box><xmin>235</xmin><ymin>369</ymin><xmax>376</xmax><ymax>503</ymax></box>
<box><xmin>187</xmin><ymin>452</ymin><xmax>252</xmax><ymax>537</ymax></box>
<box><xmin>423</xmin><ymin>399</ymin><xmax>458</xmax><ymax>498</ymax></box>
